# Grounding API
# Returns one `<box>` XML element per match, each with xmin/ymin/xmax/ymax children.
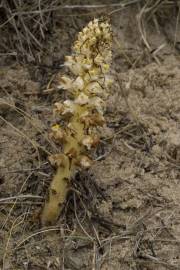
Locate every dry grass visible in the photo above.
<box><xmin>0</xmin><ymin>0</ymin><xmax>63</xmax><ymax>61</ymax></box>
<box><xmin>1</xmin><ymin>0</ymin><xmax>177</xmax><ymax>62</ymax></box>
<box><xmin>0</xmin><ymin>1</ymin><xmax>180</xmax><ymax>269</ymax></box>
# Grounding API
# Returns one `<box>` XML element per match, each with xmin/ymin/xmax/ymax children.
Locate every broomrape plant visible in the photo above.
<box><xmin>41</xmin><ymin>18</ymin><xmax>113</xmax><ymax>224</ymax></box>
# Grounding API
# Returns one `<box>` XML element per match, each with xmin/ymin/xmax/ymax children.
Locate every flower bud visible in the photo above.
<box><xmin>79</xmin><ymin>155</ymin><xmax>92</xmax><ymax>168</ymax></box>
<box><xmin>75</xmin><ymin>93</ymin><xmax>89</xmax><ymax>105</ymax></box>
<box><xmin>82</xmin><ymin>135</ymin><xmax>99</xmax><ymax>150</ymax></box>
<box><xmin>49</xmin><ymin>154</ymin><xmax>66</xmax><ymax>167</ymax></box>
<box><xmin>50</xmin><ymin>124</ymin><xmax>66</xmax><ymax>142</ymax></box>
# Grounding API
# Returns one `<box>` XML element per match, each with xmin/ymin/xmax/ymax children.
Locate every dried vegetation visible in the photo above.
<box><xmin>0</xmin><ymin>0</ymin><xmax>180</xmax><ymax>269</ymax></box>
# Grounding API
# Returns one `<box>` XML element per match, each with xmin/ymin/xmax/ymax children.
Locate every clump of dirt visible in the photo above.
<box><xmin>1</xmin><ymin>2</ymin><xmax>180</xmax><ymax>270</ymax></box>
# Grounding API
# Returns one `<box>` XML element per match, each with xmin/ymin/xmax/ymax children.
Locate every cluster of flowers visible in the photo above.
<box><xmin>41</xmin><ymin>18</ymin><xmax>112</xmax><ymax>224</ymax></box>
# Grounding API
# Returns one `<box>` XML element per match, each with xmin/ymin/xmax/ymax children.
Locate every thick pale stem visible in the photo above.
<box><xmin>41</xmin><ymin>106</ymin><xmax>86</xmax><ymax>224</ymax></box>
<box><xmin>41</xmin><ymin>157</ymin><xmax>70</xmax><ymax>224</ymax></box>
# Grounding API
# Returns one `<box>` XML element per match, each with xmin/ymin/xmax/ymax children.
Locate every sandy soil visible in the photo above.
<box><xmin>0</xmin><ymin>4</ymin><xmax>180</xmax><ymax>270</ymax></box>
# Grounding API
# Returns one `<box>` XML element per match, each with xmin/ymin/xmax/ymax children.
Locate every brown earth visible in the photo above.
<box><xmin>0</xmin><ymin>3</ymin><xmax>180</xmax><ymax>270</ymax></box>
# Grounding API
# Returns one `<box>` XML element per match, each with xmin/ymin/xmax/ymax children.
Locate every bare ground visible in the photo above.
<box><xmin>0</xmin><ymin>3</ymin><xmax>180</xmax><ymax>270</ymax></box>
